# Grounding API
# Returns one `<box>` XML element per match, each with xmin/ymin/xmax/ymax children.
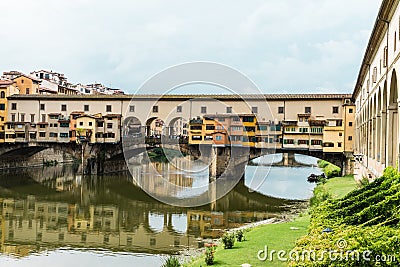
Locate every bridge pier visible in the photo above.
<box><xmin>282</xmin><ymin>152</ymin><xmax>295</xmax><ymax>166</ymax></box>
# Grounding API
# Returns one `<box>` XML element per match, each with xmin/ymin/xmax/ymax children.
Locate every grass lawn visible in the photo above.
<box><xmin>185</xmin><ymin>175</ymin><xmax>358</xmax><ymax>267</ymax></box>
<box><xmin>321</xmin><ymin>175</ymin><xmax>358</xmax><ymax>199</ymax></box>
<box><xmin>185</xmin><ymin>215</ymin><xmax>310</xmax><ymax>267</ymax></box>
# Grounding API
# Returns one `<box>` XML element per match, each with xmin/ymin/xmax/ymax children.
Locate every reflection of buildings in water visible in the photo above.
<box><xmin>186</xmin><ymin>210</ymin><xmax>276</xmax><ymax>239</ymax></box>
<box><xmin>0</xmin><ymin>197</ymin><xmax>198</xmax><ymax>258</ymax></box>
<box><xmin>128</xmin><ymin>155</ymin><xmax>208</xmax><ymax>198</ymax></box>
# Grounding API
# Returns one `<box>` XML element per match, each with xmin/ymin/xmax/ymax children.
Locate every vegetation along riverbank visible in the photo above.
<box><xmin>180</xmin><ymin>174</ymin><xmax>358</xmax><ymax>267</ymax></box>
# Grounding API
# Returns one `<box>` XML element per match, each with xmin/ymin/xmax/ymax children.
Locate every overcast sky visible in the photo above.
<box><xmin>0</xmin><ymin>0</ymin><xmax>381</xmax><ymax>94</ymax></box>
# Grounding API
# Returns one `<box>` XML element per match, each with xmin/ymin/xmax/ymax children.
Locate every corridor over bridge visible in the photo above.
<box><xmin>2</xmin><ymin>93</ymin><xmax>355</xmax><ymax>175</ymax></box>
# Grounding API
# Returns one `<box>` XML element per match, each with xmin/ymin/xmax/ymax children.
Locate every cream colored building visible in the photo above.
<box><xmin>0</xmin><ymin>80</ymin><xmax>19</xmax><ymax>142</ymax></box>
<box><xmin>6</xmin><ymin>94</ymin><xmax>352</xmax><ymax>151</ymax></box>
<box><xmin>352</xmin><ymin>0</ymin><xmax>400</xmax><ymax>179</ymax></box>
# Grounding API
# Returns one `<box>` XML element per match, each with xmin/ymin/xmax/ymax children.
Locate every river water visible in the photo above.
<box><xmin>0</xmin><ymin>154</ymin><xmax>318</xmax><ymax>267</ymax></box>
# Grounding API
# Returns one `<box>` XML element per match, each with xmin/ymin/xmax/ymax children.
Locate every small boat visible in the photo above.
<box><xmin>307</xmin><ymin>173</ymin><xmax>326</xmax><ymax>183</ymax></box>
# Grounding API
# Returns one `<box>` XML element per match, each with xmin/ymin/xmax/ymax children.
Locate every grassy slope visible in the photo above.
<box><xmin>319</xmin><ymin>175</ymin><xmax>358</xmax><ymax>199</ymax></box>
<box><xmin>186</xmin><ymin>176</ymin><xmax>357</xmax><ymax>267</ymax></box>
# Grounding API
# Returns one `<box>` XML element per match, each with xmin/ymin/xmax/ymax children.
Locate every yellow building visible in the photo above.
<box><xmin>76</xmin><ymin>115</ymin><xmax>97</xmax><ymax>143</ymax></box>
<box><xmin>188</xmin><ymin>117</ymin><xmax>204</xmax><ymax>145</ymax></box>
<box><xmin>239</xmin><ymin>114</ymin><xmax>257</xmax><ymax>147</ymax></box>
<box><xmin>323</xmin><ymin>118</ymin><xmax>344</xmax><ymax>153</ymax></box>
<box><xmin>12</xmin><ymin>74</ymin><xmax>40</xmax><ymax>95</ymax></box>
<box><xmin>343</xmin><ymin>102</ymin><xmax>355</xmax><ymax>153</ymax></box>
<box><xmin>0</xmin><ymin>80</ymin><xmax>19</xmax><ymax>142</ymax></box>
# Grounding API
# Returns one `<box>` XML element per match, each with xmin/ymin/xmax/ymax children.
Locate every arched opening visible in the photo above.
<box><xmin>167</xmin><ymin>117</ymin><xmax>187</xmax><ymax>138</ymax></box>
<box><xmin>0</xmin><ymin>91</ymin><xmax>5</xmax><ymax>98</ymax></box>
<box><xmin>382</xmin><ymin>82</ymin><xmax>388</xmax><ymax>164</ymax></box>
<box><xmin>377</xmin><ymin>89</ymin><xmax>382</xmax><ymax>162</ymax></box>
<box><xmin>145</xmin><ymin>117</ymin><xmax>166</xmax><ymax>138</ymax></box>
<box><xmin>123</xmin><ymin>116</ymin><xmax>143</xmax><ymax>137</ymax></box>
<box><xmin>368</xmin><ymin>98</ymin><xmax>373</xmax><ymax>159</ymax></box>
<box><xmin>388</xmin><ymin>70</ymin><xmax>398</xmax><ymax>167</ymax></box>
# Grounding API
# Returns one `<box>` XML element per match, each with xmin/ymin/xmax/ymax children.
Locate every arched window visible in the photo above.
<box><xmin>0</xmin><ymin>91</ymin><xmax>5</xmax><ymax>98</ymax></box>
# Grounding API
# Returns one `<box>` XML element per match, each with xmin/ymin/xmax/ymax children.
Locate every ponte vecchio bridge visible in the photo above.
<box><xmin>1</xmin><ymin>93</ymin><xmax>354</xmax><ymax>175</ymax></box>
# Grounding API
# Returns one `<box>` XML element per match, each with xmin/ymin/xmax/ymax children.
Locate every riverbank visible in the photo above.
<box><xmin>184</xmin><ymin>175</ymin><xmax>358</xmax><ymax>267</ymax></box>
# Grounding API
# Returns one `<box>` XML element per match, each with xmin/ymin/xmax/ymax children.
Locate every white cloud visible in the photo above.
<box><xmin>0</xmin><ymin>0</ymin><xmax>382</xmax><ymax>93</ymax></box>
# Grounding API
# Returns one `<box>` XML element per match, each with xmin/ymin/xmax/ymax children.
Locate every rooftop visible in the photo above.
<box><xmin>7</xmin><ymin>93</ymin><xmax>352</xmax><ymax>101</ymax></box>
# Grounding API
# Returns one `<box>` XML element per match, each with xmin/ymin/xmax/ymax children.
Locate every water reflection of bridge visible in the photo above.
<box><xmin>0</xmin><ymin>165</ymin><xmax>301</xmax><ymax>257</ymax></box>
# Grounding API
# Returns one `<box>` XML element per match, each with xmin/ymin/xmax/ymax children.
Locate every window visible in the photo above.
<box><xmin>349</xmin><ymin>122</ymin><xmax>353</xmax><ymax>127</ymax></box>
<box><xmin>201</xmin><ymin>106</ymin><xmax>207</xmax><ymax>113</ymax></box>
<box><xmin>206</xmin><ymin>125</ymin><xmax>215</xmax><ymax>130</ymax></box>
<box><xmin>298</xmin><ymin>140</ymin><xmax>309</xmax><ymax>145</ymax></box>
<box><xmin>31</xmin><ymin>114</ymin><xmax>35</xmax><ymax>123</ymax></box>
<box><xmin>21</xmin><ymin>79</ymin><xmax>24</xmax><ymax>84</ymax></box>
<box><xmin>258</xmin><ymin>125</ymin><xmax>268</xmax><ymax>131</ymax></box>
<box><xmin>339</xmin><ymin>132</ymin><xmax>343</xmax><ymax>136</ymax></box>
<box><xmin>97</xmin><ymin>121</ymin><xmax>104</xmax><ymax>127</ymax></box>
<box><xmin>372</xmin><ymin>67</ymin><xmax>377</xmax><ymax>83</ymax></box>
<box><xmin>230</xmin><ymin>126</ymin><xmax>241</xmax><ymax>131</ymax></box>
<box><xmin>336</xmin><ymin>120</ymin><xmax>343</xmax><ymax>126</ymax></box>
<box><xmin>39</xmin><ymin>124</ymin><xmax>46</xmax><ymax>129</ymax></box>
<box><xmin>332</xmin><ymin>106</ymin><xmax>339</xmax><ymax>114</ymax></box>
<box><xmin>84</xmin><ymin>105</ymin><xmax>89</xmax><ymax>112</ymax></box>
<box><xmin>232</xmin><ymin>116</ymin><xmax>240</xmax><ymax>122</ymax></box>
<box><xmin>190</xmin><ymin>125</ymin><xmax>202</xmax><ymax>130</ymax></box>
<box><xmin>251</xmin><ymin>106</ymin><xmax>258</xmax><ymax>114</ymax></box>
<box><xmin>88</xmin><ymin>122</ymin><xmax>92</xmax><ymax>126</ymax></box>
<box><xmin>338</xmin><ymin>142</ymin><xmax>342</xmax><ymax>147</ymax></box>
<box><xmin>215</xmin><ymin>135</ymin><xmax>222</xmax><ymax>141</ymax></box>
<box><xmin>129</xmin><ymin>105</ymin><xmax>135</xmax><ymax>112</ymax></box>
<box><xmin>311</xmin><ymin>140</ymin><xmax>322</xmax><ymax>146</ymax></box>
<box><xmin>49</xmin><ymin>132</ymin><xmax>57</xmax><ymax>138</ymax></box>
<box><xmin>40</xmin><ymin>104</ymin><xmax>45</xmax><ymax>110</ymax></box>
<box><xmin>39</xmin><ymin>132</ymin><xmax>46</xmax><ymax>137</ymax></box>
<box><xmin>60</xmin><ymin>133</ymin><xmax>68</xmax><ymax>138</ymax></box>
<box><xmin>191</xmin><ymin>135</ymin><xmax>202</xmax><ymax>140</ymax></box>
<box><xmin>226</xmin><ymin>107</ymin><xmax>232</xmax><ymax>113</ymax></box>
<box><xmin>61</xmin><ymin>104</ymin><xmax>67</xmax><ymax>111</ymax></box>
<box><xmin>244</xmin><ymin>126</ymin><xmax>255</xmax><ymax>132</ymax></box>
<box><xmin>283</xmin><ymin>139</ymin><xmax>294</xmax><ymax>144</ymax></box>
<box><xmin>11</xmin><ymin>114</ymin><xmax>15</xmax><ymax>122</ymax></box>
<box><xmin>177</xmin><ymin>106</ymin><xmax>182</xmax><ymax>113</ymax></box>
<box><xmin>106</xmin><ymin>105</ymin><xmax>112</xmax><ymax>112</ymax></box>
<box><xmin>79</xmin><ymin>121</ymin><xmax>83</xmax><ymax>126</ymax></box>
<box><xmin>0</xmin><ymin>104</ymin><xmax>5</xmax><ymax>110</ymax></box>
<box><xmin>218</xmin><ymin>117</ymin><xmax>225</xmax><ymax>122</ymax></box>
<box><xmin>26</xmin><ymin>88</ymin><xmax>30</xmax><ymax>94</ymax></box>
<box><xmin>0</xmin><ymin>91</ymin><xmax>5</xmax><ymax>98</ymax></box>
<box><xmin>311</xmin><ymin>127</ymin><xmax>323</xmax><ymax>133</ymax></box>
<box><xmin>305</xmin><ymin>107</ymin><xmax>311</xmax><ymax>113</ymax></box>
<box><xmin>278</xmin><ymin>107</ymin><xmax>284</xmax><ymax>114</ymax></box>
<box><xmin>11</xmin><ymin>103</ymin><xmax>17</xmax><ymax>110</ymax></box>
<box><xmin>242</xmin><ymin>116</ymin><xmax>254</xmax><ymax>122</ymax></box>
<box><xmin>21</xmin><ymin>114</ymin><xmax>25</xmax><ymax>122</ymax></box>
<box><xmin>383</xmin><ymin>46</ymin><xmax>388</xmax><ymax>67</ymax></box>
<box><xmin>349</xmin><ymin>108</ymin><xmax>353</xmax><ymax>113</ymax></box>
<box><xmin>152</xmin><ymin>106</ymin><xmax>158</xmax><ymax>113</ymax></box>
<box><xmin>107</xmin><ymin>123</ymin><xmax>113</xmax><ymax>129</ymax></box>
<box><xmin>348</xmin><ymin>136</ymin><xmax>353</xmax><ymax>141</ymax></box>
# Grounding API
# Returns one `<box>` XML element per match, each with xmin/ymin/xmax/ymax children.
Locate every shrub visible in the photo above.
<box><xmin>204</xmin><ymin>245</ymin><xmax>216</xmax><ymax>265</ymax></box>
<box><xmin>161</xmin><ymin>255</ymin><xmax>180</xmax><ymax>267</ymax></box>
<box><xmin>221</xmin><ymin>232</ymin><xmax>235</xmax><ymax>249</ymax></box>
<box><xmin>317</xmin><ymin>159</ymin><xmax>329</xmax><ymax>168</ymax></box>
<box><xmin>236</xmin><ymin>229</ymin><xmax>245</xmax><ymax>242</ymax></box>
<box><xmin>291</xmin><ymin>167</ymin><xmax>400</xmax><ymax>266</ymax></box>
<box><xmin>310</xmin><ymin>186</ymin><xmax>332</xmax><ymax>207</ymax></box>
